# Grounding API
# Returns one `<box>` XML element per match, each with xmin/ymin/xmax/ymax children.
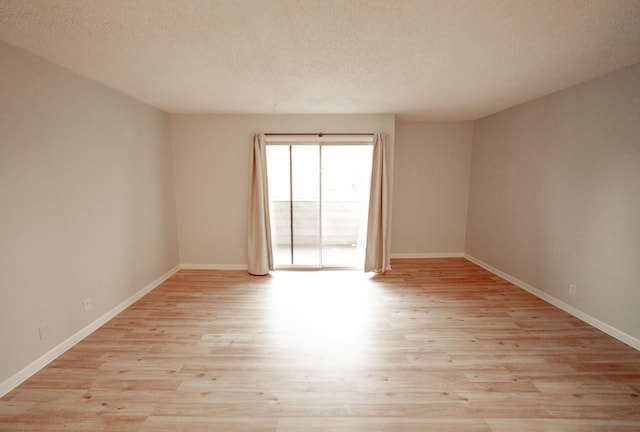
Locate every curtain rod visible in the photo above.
<box><xmin>264</xmin><ymin>133</ymin><xmax>374</xmax><ymax>137</ymax></box>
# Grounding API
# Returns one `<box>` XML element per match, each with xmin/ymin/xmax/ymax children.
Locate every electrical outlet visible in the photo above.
<box><xmin>83</xmin><ymin>298</ymin><xmax>92</xmax><ymax>313</ymax></box>
<box><xmin>239</xmin><ymin>248</ymin><xmax>245</xmax><ymax>257</ymax></box>
<box><xmin>38</xmin><ymin>323</ymin><xmax>48</xmax><ymax>340</ymax></box>
<box><xmin>569</xmin><ymin>284</ymin><xmax>577</xmax><ymax>296</ymax></box>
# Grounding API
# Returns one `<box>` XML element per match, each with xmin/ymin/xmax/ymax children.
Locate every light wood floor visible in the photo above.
<box><xmin>1</xmin><ymin>258</ymin><xmax>639</xmax><ymax>431</ymax></box>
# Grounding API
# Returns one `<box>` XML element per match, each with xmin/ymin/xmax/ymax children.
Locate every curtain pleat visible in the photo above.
<box><xmin>247</xmin><ymin>134</ymin><xmax>274</xmax><ymax>275</ymax></box>
<box><xmin>364</xmin><ymin>133</ymin><xmax>393</xmax><ymax>273</ymax></box>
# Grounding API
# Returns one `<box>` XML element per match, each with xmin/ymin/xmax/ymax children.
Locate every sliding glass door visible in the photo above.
<box><xmin>266</xmin><ymin>141</ymin><xmax>372</xmax><ymax>269</ymax></box>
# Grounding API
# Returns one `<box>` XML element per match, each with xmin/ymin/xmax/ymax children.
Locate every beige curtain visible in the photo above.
<box><xmin>364</xmin><ymin>133</ymin><xmax>393</xmax><ymax>273</ymax></box>
<box><xmin>247</xmin><ymin>134</ymin><xmax>273</xmax><ymax>275</ymax></box>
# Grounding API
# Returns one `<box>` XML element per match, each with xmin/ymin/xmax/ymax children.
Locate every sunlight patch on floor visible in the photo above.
<box><xmin>267</xmin><ymin>271</ymin><xmax>375</xmax><ymax>365</ymax></box>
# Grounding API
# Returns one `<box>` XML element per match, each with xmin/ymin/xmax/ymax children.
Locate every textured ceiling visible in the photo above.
<box><xmin>1</xmin><ymin>0</ymin><xmax>640</xmax><ymax>120</ymax></box>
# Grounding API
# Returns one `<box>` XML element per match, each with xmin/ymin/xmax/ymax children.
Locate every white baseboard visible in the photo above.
<box><xmin>180</xmin><ymin>263</ymin><xmax>248</xmax><ymax>270</ymax></box>
<box><xmin>0</xmin><ymin>265</ymin><xmax>180</xmax><ymax>398</ymax></box>
<box><xmin>391</xmin><ymin>252</ymin><xmax>465</xmax><ymax>259</ymax></box>
<box><xmin>464</xmin><ymin>254</ymin><xmax>640</xmax><ymax>351</ymax></box>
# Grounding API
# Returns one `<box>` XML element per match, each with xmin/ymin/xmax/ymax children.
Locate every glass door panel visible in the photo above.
<box><xmin>291</xmin><ymin>145</ymin><xmax>320</xmax><ymax>266</ymax></box>
<box><xmin>321</xmin><ymin>145</ymin><xmax>373</xmax><ymax>267</ymax></box>
<box><xmin>266</xmin><ymin>146</ymin><xmax>293</xmax><ymax>266</ymax></box>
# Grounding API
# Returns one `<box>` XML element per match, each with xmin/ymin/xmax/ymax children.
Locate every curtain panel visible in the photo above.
<box><xmin>247</xmin><ymin>134</ymin><xmax>274</xmax><ymax>275</ymax></box>
<box><xmin>364</xmin><ymin>133</ymin><xmax>393</xmax><ymax>273</ymax></box>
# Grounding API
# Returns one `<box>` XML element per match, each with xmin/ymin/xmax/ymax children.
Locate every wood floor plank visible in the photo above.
<box><xmin>1</xmin><ymin>258</ymin><xmax>639</xmax><ymax>431</ymax></box>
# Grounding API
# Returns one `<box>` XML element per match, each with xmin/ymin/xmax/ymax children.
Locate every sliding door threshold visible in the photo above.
<box><xmin>274</xmin><ymin>266</ymin><xmax>363</xmax><ymax>271</ymax></box>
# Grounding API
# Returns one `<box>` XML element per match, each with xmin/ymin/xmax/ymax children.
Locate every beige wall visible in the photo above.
<box><xmin>466</xmin><ymin>63</ymin><xmax>640</xmax><ymax>340</ymax></box>
<box><xmin>392</xmin><ymin>122</ymin><xmax>473</xmax><ymax>255</ymax></box>
<box><xmin>171</xmin><ymin>114</ymin><xmax>395</xmax><ymax>266</ymax></box>
<box><xmin>0</xmin><ymin>40</ymin><xmax>179</xmax><ymax>384</ymax></box>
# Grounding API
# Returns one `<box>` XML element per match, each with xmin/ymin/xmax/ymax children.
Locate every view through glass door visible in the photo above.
<box><xmin>266</xmin><ymin>141</ymin><xmax>373</xmax><ymax>269</ymax></box>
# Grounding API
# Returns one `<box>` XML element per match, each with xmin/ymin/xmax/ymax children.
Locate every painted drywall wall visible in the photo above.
<box><xmin>466</xmin><ymin>63</ymin><xmax>640</xmax><ymax>341</ymax></box>
<box><xmin>170</xmin><ymin>114</ymin><xmax>394</xmax><ymax>266</ymax></box>
<box><xmin>392</xmin><ymin>122</ymin><xmax>473</xmax><ymax>256</ymax></box>
<box><xmin>0</xmin><ymin>40</ymin><xmax>179</xmax><ymax>384</ymax></box>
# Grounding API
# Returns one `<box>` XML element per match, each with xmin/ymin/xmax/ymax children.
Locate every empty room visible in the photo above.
<box><xmin>1</xmin><ymin>0</ymin><xmax>639</xmax><ymax>431</ymax></box>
